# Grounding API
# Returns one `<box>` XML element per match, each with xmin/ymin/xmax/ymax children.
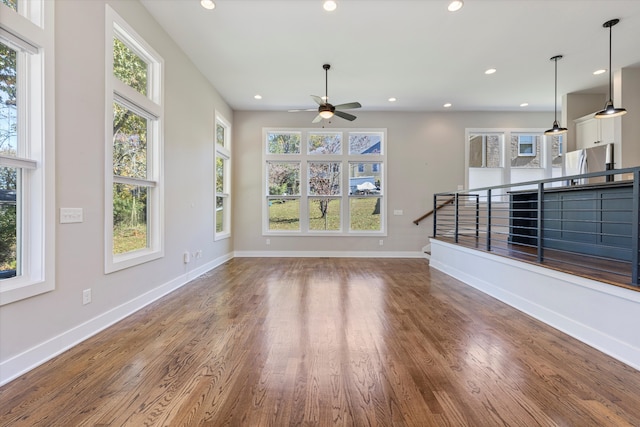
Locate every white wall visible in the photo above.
<box><xmin>620</xmin><ymin>68</ymin><xmax>640</xmax><ymax>168</ymax></box>
<box><xmin>233</xmin><ymin>111</ymin><xmax>551</xmax><ymax>255</ymax></box>
<box><xmin>0</xmin><ymin>0</ymin><xmax>234</xmax><ymax>385</ymax></box>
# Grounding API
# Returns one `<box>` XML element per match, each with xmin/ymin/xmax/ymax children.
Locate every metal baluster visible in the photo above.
<box><xmin>455</xmin><ymin>193</ymin><xmax>459</xmax><ymax>244</ymax></box>
<box><xmin>537</xmin><ymin>182</ymin><xmax>544</xmax><ymax>263</ymax></box>
<box><xmin>487</xmin><ymin>189</ymin><xmax>492</xmax><ymax>251</ymax></box>
<box><xmin>433</xmin><ymin>194</ymin><xmax>437</xmax><ymax>238</ymax></box>
<box><xmin>475</xmin><ymin>194</ymin><xmax>480</xmax><ymax>238</ymax></box>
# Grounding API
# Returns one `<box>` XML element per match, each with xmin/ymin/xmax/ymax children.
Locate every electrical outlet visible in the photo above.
<box><xmin>266</xmin><ymin>239</ymin><xmax>271</xmax><ymax>245</ymax></box>
<box><xmin>183</xmin><ymin>251</ymin><xmax>191</xmax><ymax>264</ymax></box>
<box><xmin>82</xmin><ymin>289</ymin><xmax>91</xmax><ymax>305</ymax></box>
<box><xmin>379</xmin><ymin>239</ymin><xmax>384</xmax><ymax>246</ymax></box>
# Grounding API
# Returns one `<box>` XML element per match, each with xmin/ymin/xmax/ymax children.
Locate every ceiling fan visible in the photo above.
<box><xmin>289</xmin><ymin>64</ymin><xmax>362</xmax><ymax>123</ymax></box>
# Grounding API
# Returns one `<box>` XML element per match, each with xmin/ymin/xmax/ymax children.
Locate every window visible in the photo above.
<box><xmin>264</xmin><ymin>129</ymin><xmax>386</xmax><ymax>235</ymax></box>
<box><xmin>215</xmin><ymin>113</ymin><xmax>231</xmax><ymax>240</ymax></box>
<box><xmin>516</xmin><ymin>135</ymin><xmax>537</xmax><ymax>157</ymax></box>
<box><xmin>0</xmin><ymin>0</ymin><xmax>55</xmax><ymax>305</ymax></box>
<box><xmin>467</xmin><ymin>129</ymin><xmax>557</xmax><ymax>192</ymax></box>
<box><xmin>105</xmin><ymin>7</ymin><xmax>164</xmax><ymax>273</ymax></box>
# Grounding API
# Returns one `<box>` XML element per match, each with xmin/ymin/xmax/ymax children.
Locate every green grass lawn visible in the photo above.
<box><xmin>113</xmin><ymin>224</ymin><xmax>147</xmax><ymax>254</ymax></box>
<box><xmin>269</xmin><ymin>197</ymin><xmax>380</xmax><ymax>231</ymax></box>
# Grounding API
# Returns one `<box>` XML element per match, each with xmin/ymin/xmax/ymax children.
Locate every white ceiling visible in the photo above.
<box><xmin>140</xmin><ymin>0</ymin><xmax>640</xmax><ymax>114</ymax></box>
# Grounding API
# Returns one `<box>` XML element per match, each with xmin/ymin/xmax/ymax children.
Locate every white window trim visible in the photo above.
<box><xmin>0</xmin><ymin>0</ymin><xmax>55</xmax><ymax>306</ymax></box>
<box><xmin>104</xmin><ymin>6</ymin><xmax>164</xmax><ymax>274</ymax></box>
<box><xmin>262</xmin><ymin>128</ymin><xmax>387</xmax><ymax>236</ymax></box>
<box><xmin>214</xmin><ymin>112</ymin><xmax>231</xmax><ymax>241</ymax></box>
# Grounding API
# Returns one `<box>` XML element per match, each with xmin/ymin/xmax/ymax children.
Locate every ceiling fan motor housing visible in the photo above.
<box><xmin>319</xmin><ymin>104</ymin><xmax>335</xmax><ymax>113</ymax></box>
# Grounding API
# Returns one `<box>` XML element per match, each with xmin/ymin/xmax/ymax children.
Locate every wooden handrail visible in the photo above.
<box><xmin>413</xmin><ymin>196</ymin><xmax>455</xmax><ymax>225</ymax></box>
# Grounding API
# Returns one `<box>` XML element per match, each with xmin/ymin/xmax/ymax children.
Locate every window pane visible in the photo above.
<box><xmin>552</xmin><ymin>134</ymin><xmax>563</xmax><ymax>168</ymax></box>
<box><xmin>349</xmin><ymin>133</ymin><xmax>382</xmax><ymax>155</ymax></box>
<box><xmin>1</xmin><ymin>0</ymin><xmax>17</xmax><ymax>11</ymax></box>
<box><xmin>308</xmin><ymin>162</ymin><xmax>341</xmax><ymax>196</ymax></box>
<box><xmin>113</xmin><ymin>103</ymin><xmax>148</xmax><ymax>179</ymax></box>
<box><xmin>113</xmin><ymin>184</ymin><xmax>148</xmax><ymax>254</ymax></box>
<box><xmin>469</xmin><ymin>134</ymin><xmax>501</xmax><ymax>168</ymax></box>
<box><xmin>268</xmin><ymin>162</ymin><xmax>300</xmax><ymax>196</ymax></box>
<box><xmin>486</xmin><ymin>135</ymin><xmax>501</xmax><ymax>168</ymax></box>
<box><xmin>268</xmin><ymin>198</ymin><xmax>299</xmax><ymax>231</ymax></box>
<box><xmin>512</xmin><ymin>134</ymin><xmax>541</xmax><ymax>168</ymax></box>
<box><xmin>468</xmin><ymin>135</ymin><xmax>483</xmax><ymax>167</ymax></box>
<box><xmin>349</xmin><ymin>163</ymin><xmax>381</xmax><ymax>195</ymax></box>
<box><xmin>216</xmin><ymin>122</ymin><xmax>225</xmax><ymax>147</ymax></box>
<box><xmin>0</xmin><ymin>166</ymin><xmax>17</xmax><ymax>279</ymax></box>
<box><xmin>0</xmin><ymin>42</ymin><xmax>17</xmax><ymax>157</ymax></box>
<box><xmin>350</xmin><ymin>197</ymin><xmax>381</xmax><ymax>231</ymax></box>
<box><xmin>216</xmin><ymin>196</ymin><xmax>224</xmax><ymax>233</ymax></box>
<box><xmin>309</xmin><ymin>198</ymin><xmax>340</xmax><ymax>231</ymax></box>
<box><xmin>113</xmin><ymin>38</ymin><xmax>147</xmax><ymax>96</ymax></box>
<box><xmin>308</xmin><ymin>132</ymin><xmax>341</xmax><ymax>154</ymax></box>
<box><xmin>267</xmin><ymin>132</ymin><xmax>300</xmax><ymax>154</ymax></box>
<box><xmin>216</xmin><ymin>156</ymin><xmax>224</xmax><ymax>194</ymax></box>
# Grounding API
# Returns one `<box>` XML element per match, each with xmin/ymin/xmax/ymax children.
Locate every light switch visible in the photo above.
<box><xmin>60</xmin><ymin>208</ymin><xmax>83</xmax><ymax>224</ymax></box>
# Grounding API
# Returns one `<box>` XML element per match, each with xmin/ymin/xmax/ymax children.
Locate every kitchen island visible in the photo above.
<box><xmin>509</xmin><ymin>180</ymin><xmax>633</xmax><ymax>261</ymax></box>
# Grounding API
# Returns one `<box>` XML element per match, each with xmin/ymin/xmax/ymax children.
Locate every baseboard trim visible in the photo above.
<box><xmin>0</xmin><ymin>252</ymin><xmax>233</xmax><ymax>386</ymax></box>
<box><xmin>233</xmin><ymin>250</ymin><xmax>425</xmax><ymax>258</ymax></box>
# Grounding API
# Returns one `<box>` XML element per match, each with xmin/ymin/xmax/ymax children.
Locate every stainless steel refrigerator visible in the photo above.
<box><xmin>564</xmin><ymin>143</ymin><xmax>614</xmax><ymax>185</ymax></box>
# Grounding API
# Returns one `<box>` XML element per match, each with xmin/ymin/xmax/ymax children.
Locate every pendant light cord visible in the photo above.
<box><xmin>607</xmin><ymin>23</ymin><xmax>613</xmax><ymax>102</ymax></box>
<box><xmin>554</xmin><ymin>57</ymin><xmax>558</xmax><ymax>122</ymax></box>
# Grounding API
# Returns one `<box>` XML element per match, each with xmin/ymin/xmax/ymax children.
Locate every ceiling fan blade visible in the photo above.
<box><xmin>312</xmin><ymin>114</ymin><xmax>323</xmax><ymax>123</ymax></box>
<box><xmin>311</xmin><ymin>95</ymin><xmax>325</xmax><ymax>106</ymax></box>
<box><xmin>288</xmin><ymin>108</ymin><xmax>317</xmax><ymax>112</ymax></box>
<box><xmin>333</xmin><ymin>102</ymin><xmax>361</xmax><ymax>110</ymax></box>
<box><xmin>334</xmin><ymin>110</ymin><xmax>357</xmax><ymax>121</ymax></box>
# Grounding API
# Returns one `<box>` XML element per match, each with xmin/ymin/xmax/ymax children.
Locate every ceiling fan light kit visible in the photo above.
<box><xmin>595</xmin><ymin>18</ymin><xmax>627</xmax><ymax>119</ymax></box>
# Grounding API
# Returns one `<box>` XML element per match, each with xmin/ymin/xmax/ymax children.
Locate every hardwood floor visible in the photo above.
<box><xmin>2</xmin><ymin>258</ymin><xmax>640</xmax><ymax>426</ymax></box>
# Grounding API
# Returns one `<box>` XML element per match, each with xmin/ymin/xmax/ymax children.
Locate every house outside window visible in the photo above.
<box><xmin>215</xmin><ymin>113</ymin><xmax>231</xmax><ymax>240</ymax></box>
<box><xmin>0</xmin><ymin>0</ymin><xmax>55</xmax><ymax>305</ymax></box>
<box><xmin>264</xmin><ymin>128</ymin><xmax>386</xmax><ymax>235</ymax></box>
<box><xmin>105</xmin><ymin>6</ymin><xmax>164</xmax><ymax>273</ymax></box>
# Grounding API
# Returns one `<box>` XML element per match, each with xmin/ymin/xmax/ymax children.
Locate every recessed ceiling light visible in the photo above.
<box><xmin>388</xmin><ymin>97</ymin><xmax>397</xmax><ymax>102</ymax></box>
<box><xmin>485</xmin><ymin>68</ymin><xmax>497</xmax><ymax>75</ymax></box>
<box><xmin>448</xmin><ymin>0</ymin><xmax>464</xmax><ymax>12</ymax></box>
<box><xmin>520</xmin><ymin>103</ymin><xmax>529</xmax><ymax>107</ymax></box>
<box><xmin>593</xmin><ymin>69</ymin><xmax>606</xmax><ymax>75</ymax></box>
<box><xmin>200</xmin><ymin>0</ymin><xmax>215</xmax><ymax>10</ymax></box>
<box><xmin>443</xmin><ymin>103</ymin><xmax>452</xmax><ymax>108</ymax></box>
<box><xmin>254</xmin><ymin>94</ymin><xmax>262</xmax><ymax>100</ymax></box>
<box><xmin>323</xmin><ymin>1</ymin><xmax>337</xmax><ymax>11</ymax></box>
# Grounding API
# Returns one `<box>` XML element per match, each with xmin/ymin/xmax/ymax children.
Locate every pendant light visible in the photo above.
<box><xmin>544</xmin><ymin>55</ymin><xmax>567</xmax><ymax>136</ymax></box>
<box><xmin>595</xmin><ymin>18</ymin><xmax>627</xmax><ymax>119</ymax></box>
